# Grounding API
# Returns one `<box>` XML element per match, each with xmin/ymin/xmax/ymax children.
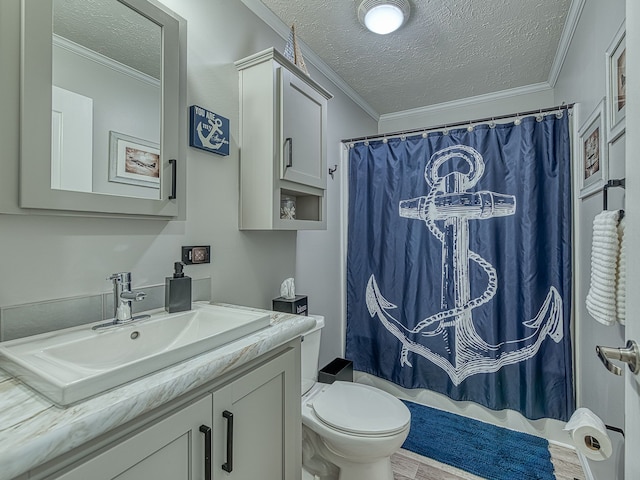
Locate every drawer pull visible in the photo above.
<box><xmin>222</xmin><ymin>410</ymin><xmax>234</xmax><ymax>473</ymax></box>
<box><xmin>284</xmin><ymin>137</ymin><xmax>293</xmax><ymax>169</ymax></box>
<box><xmin>168</xmin><ymin>159</ymin><xmax>177</xmax><ymax>200</ymax></box>
<box><xmin>199</xmin><ymin>425</ymin><xmax>211</xmax><ymax>480</ymax></box>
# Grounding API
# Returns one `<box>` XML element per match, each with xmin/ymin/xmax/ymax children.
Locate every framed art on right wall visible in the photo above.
<box><xmin>606</xmin><ymin>21</ymin><xmax>626</xmax><ymax>142</ymax></box>
<box><xmin>578</xmin><ymin>99</ymin><xmax>607</xmax><ymax>198</ymax></box>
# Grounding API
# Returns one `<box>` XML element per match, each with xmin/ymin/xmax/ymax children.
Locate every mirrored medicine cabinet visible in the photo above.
<box><xmin>20</xmin><ymin>0</ymin><xmax>186</xmax><ymax>218</ymax></box>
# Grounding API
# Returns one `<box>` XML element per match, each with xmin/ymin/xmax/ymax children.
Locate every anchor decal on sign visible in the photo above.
<box><xmin>366</xmin><ymin>145</ymin><xmax>564</xmax><ymax>385</ymax></box>
<box><xmin>197</xmin><ymin>117</ymin><xmax>228</xmax><ymax>150</ymax></box>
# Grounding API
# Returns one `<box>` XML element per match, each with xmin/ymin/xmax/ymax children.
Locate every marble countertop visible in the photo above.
<box><xmin>0</xmin><ymin>305</ymin><xmax>316</xmax><ymax>480</ymax></box>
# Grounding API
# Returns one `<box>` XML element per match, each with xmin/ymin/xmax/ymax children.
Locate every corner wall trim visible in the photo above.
<box><xmin>547</xmin><ymin>0</ymin><xmax>587</xmax><ymax>87</ymax></box>
<box><xmin>239</xmin><ymin>0</ymin><xmax>379</xmax><ymax>121</ymax></box>
<box><xmin>576</xmin><ymin>451</ymin><xmax>596</xmax><ymax>480</ymax></box>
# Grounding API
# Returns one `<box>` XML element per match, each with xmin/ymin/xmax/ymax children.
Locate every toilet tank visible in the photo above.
<box><xmin>301</xmin><ymin>315</ymin><xmax>324</xmax><ymax>394</ymax></box>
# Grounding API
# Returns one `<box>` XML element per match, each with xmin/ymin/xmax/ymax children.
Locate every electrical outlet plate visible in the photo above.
<box><xmin>182</xmin><ymin>245</ymin><xmax>210</xmax><ymax>264</ymax></box>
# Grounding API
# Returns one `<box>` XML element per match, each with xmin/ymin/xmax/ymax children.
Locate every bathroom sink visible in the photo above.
<box><xmin>0</xmin><ymin>303</ymin><xmax>270</xmax><ymax>405</ymax></box>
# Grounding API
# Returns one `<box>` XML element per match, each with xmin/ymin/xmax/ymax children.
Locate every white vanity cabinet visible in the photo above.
<box><xmin>41</xmin><ymin>344</ymin><xmax>300</xmax><ymax>480</ymax></box>
<box><xmin>235</xmin><ymin>48</ymin><xmax>333</xmax><ymax>230</ymax></box>
<box><xmin>53</xmin><ymin>395</ymin><xmax>212</xmax><ymax>480</ymax></box>
<box><xmin>212</xmin><ymin>345</ymin><xmax>300</xmax><ymax>479</ymax></box>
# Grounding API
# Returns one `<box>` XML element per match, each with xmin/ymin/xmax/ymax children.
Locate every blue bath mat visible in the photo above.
<box><xmin>401</xmin><ymin>400</ymin><xmax>555</xmax><ymax>480</ymax></box>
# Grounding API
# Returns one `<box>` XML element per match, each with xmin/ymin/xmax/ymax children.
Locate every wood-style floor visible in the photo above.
<box><xmin>391</xmin><ymin>443</ymin><xmax>586</xmax><ymax>480</ymax></box>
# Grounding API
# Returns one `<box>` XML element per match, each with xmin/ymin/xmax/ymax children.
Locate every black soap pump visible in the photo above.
<box><xmin>165</xmin><ymin>261</ymin><xmax>192</xmax><ymax>313</ymax></box>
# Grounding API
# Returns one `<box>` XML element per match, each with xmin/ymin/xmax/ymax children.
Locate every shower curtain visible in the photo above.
<box><xmin>345</xmin><ymin>114</ymin><xmax>574</xmax><ymax>421</ymax></box>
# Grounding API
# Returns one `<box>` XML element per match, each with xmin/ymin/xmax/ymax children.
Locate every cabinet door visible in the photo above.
<box><xmin>53</xmin><ymin>395</ymin><xmax>212</xmax><ymax>480</ymax></box>
<box><xmin>212</xmin><ymin>347</ymin><xmax>300</xmax><ymax>480</ymax></box>
<box><xmin>280</xmin><ymin>68</ymin><xmax>327</xmax><ymax>190</ymax></box>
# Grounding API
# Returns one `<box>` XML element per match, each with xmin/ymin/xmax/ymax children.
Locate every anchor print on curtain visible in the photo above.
<box><xmin>345</xmin><ymin>114</ymin><xmax>574</xmax><ymax>421</ymax></box>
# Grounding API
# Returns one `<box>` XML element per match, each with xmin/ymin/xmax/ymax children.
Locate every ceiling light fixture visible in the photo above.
<box><xmin>358</xmin><ymin>0</ymin><xmax>410</xmax><ymax>35</ymax></box>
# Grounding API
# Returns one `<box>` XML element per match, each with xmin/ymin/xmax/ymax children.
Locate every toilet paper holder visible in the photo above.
<box><xmin>605</xmin><ymin>424</ymin><xmax>624</xmax><ymax>437</ymax></box>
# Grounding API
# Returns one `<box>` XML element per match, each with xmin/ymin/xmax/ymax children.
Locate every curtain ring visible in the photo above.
<box><xmin>443</xmin><ymin>126</ymin><xmax>449</xmax><ymax>135</ymax></box>
<box><xmin>422</xmin><ymin>132</ymin><xmax>428</xmax><ymax>138</ymax></box>
<box><xmin>382</xmin><ymin>138</ymin><xmax>388</xmax><ymax>144</ymax></box>
<box><xmin>400</xmin><ymin>135</ymin><xmax>407</xmax><ymax>141</ymax></box>
<box><xmin>467</xmin><ymin>121</ymin><xmax>474</xmax><ymax>132</ymax></box>
<box><xmin>514</xmin><ymin>113</ymin><xmax>521</xmax><ymax>126</ymax></box>
<box><xmin>364</xmin><ymin>140</ymin><xmax>369</xmax><ymax>146</ymax></box>
<box><xmin>489</xmin><ymin>118</ymin><xmax>496</xmax><ymax>128</ymax></box>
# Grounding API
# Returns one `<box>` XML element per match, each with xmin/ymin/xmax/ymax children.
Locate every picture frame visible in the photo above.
<box><xmin>605</xmin><ymin>21</ymin><xmax>626</xmax><ymax>142</ymax></box>
<box><xmin>109</xmin><ymin>131</ymin><xmax>160</xmax><ymax>188</ymax></box>
<box><xmin>578</xmin><ymin>99</ymin><xmax>607</xmax><ymax>198</ymax></box>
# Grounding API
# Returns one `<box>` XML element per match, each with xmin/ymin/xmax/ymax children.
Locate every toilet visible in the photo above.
<box><xmin>301</xmin><ymin>316</ymin><xmax>411</xmax><ymax>480</ymax></box>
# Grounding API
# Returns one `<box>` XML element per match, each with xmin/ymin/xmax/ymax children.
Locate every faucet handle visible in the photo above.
<box><xmin>120</xmin><ymin>291</ymin><xmax>146</xmax><ymax>302</ymax></box>
<box><xmin>107</xmin><ymin>272</ymin><xmax>132</xmax><ymax>283</ymax></box>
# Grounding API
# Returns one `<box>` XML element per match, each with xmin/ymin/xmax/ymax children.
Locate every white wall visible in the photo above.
<box><xmin>378</xmin><ymin>85</ymin><xmax>554</xmax><ymax>134</ymax></box>
<box><xmin>0</xmin><ymin>0</ymin><xmax>375</xmax><ymax>325</ymax></box>
<box><xmin>554</xmin><ymin>1</ymin><xmax>626</xmax><ymax>478</ymax></box>
<box><xmin>296</xmin><ymin>101</ymin><xmax>372</xmax><ymax>368</ymax></box>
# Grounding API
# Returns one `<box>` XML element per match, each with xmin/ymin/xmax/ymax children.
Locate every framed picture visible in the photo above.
<box><xmin>578</xmin><ymin>99</ymin><xmax>607</xmax><ymax>198</ymax></box>
<box><xmin>109</xmin><ymin>131</ymin><xmax>160</xmax><ymax>188</ymax></box>
<box><xmin>605</xmin><ymin>21</ymin><xmax>626</xmax><ymax>141</ymax></box>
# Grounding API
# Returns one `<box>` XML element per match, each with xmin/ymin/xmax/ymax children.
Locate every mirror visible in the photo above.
<box><xmin>52</xmin><ymin>0</ymin><xmax>162</xmax><ymax>200</ymax></box>
<box><xmin>20</xmin><ymin>0</ymin><xmax>184</xmax><ymax>217</ymax></box>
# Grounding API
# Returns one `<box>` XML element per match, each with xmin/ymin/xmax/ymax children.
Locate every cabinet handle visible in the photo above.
<box><xmin>222</xmin><ymin>410</ymin><xmax>234</xmax><ymax>473</ymax></box>
<box><xmin>284</xmin><ymin>137</ymin><xmax>293</xmax><ymax>169</ymax></box>
<box><xmin>168</xmin><ymin>159</ymin><xmax>177</xmax><ymax>200</ymax></box>
<box><xmin>199</xmin><ymin>425</ymin><xmax>212</xmax><ymax>480</ymax></box>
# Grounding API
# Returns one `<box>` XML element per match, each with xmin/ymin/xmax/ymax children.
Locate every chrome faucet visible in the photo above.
<box><xmin>93</xmin><ymin>272</ymin><xmax>149</xmax><ymax>330</ymax></box>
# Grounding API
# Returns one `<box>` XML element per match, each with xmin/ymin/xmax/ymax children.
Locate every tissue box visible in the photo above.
<box><xmin>272</xmin><ymin>295</ymin><xmax>308</xmax><ymax>316</ymax></box>
<box><xmin>318</xmin><ymin>358</ymin><xmax>353</xmax><ymax>384</ymax></box>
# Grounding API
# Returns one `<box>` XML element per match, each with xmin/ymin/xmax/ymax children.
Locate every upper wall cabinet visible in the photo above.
<box><xmin>19</xmin><ymin>0</ymin><xmax>186</xmax><ymax>218</ymax></box>
<box><xmin>235</xmin><ymin>48</ymin><xmax>332</xmax><ymax>230</ymax></box>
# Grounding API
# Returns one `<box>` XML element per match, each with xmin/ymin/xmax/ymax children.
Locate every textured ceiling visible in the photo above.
<box><xmin>53</xmin><ymin>0</ymin><xmax>161</xmax><ymax>79</ymax></box>
<box><xmin>258</xmin><ymin>0</ymin><xmax>572</xmax><ymax>115</ymax></box>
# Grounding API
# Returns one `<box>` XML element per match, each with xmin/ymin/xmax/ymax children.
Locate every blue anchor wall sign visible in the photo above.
<box><xmin>366</xmin><ymin>145</ymin><xmax>564</xmax><ymax>385</ymax></box>
<box><xmin>189</xmin><ymin>105</ymin><xmax>230</xmax><ymax>156</ymax></box>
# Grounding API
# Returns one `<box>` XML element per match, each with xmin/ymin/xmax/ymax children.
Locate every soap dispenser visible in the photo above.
<box><xmin>165</xmin><ymin>261</ymin><xmax>192</xmax><ymax>313</ymax></box>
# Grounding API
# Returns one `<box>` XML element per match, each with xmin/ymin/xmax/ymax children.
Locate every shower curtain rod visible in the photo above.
<box><xmin>341</xmin><ymin>102</ymin><xmax>575</xmax><ymax>144</ymax></box>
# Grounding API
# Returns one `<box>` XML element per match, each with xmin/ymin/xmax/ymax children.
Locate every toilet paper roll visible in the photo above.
<box><xmin>563</xmin><ymin>408</ymin><xmax>613</xmax><ymax>461</ymax></box>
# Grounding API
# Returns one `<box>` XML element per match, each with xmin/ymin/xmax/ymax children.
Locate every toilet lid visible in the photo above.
<box><xmin>311</xmin><ymin>382</ymin><xmax>410</xmax><ymax>435</ymax></box>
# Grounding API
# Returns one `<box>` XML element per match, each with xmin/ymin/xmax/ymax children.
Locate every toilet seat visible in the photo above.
<box><xmin>310</xmin><ymin>382</ymin><xmax>410</xmax><ymax>436</ymax></box>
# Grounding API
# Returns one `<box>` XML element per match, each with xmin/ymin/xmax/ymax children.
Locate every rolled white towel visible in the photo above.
<box><xmin>586</xmin><ymin>210</ymin><xmax>622</xmax><ymax>326</ymax></box>
<box><xmin>617</xmin><ymin>216</ymin><xmax>626</xmax><ymax>325</ymax></box>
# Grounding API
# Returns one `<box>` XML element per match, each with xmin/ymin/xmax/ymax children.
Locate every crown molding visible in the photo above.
<box><xmin>53</xmin><ymin>34</ymin><xmax>160</xmax><ymax>87</ymax></box>
<box><xmin>547</xmin><ymin>0</ymin><xmax>587</xmax><ymax>87</ymax></box>
<box><xmin>379</xmin><ymin>82</ymin><xmax>553</xmax><ymax>123</ymax></box>
<box><xmin>241</xmin><ymin>0</ymin><xmax>582</xmax><ymax>122</ymax></box>
<box><xmin>239</xmin><ymin>0</ymin><xmax>379</xmax><ymax>121</ymax></box>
